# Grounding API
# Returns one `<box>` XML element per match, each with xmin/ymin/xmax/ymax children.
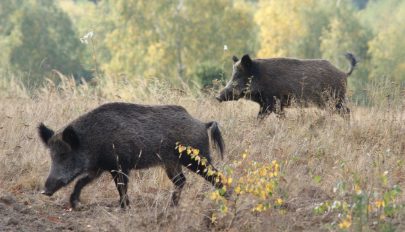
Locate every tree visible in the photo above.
<box><xmin>255</xmin><ymin>0</ymin><xmax>316</xmax><ymax>58</ymax></box>
<box><xmin>319</xmin><ymin>2</ymin><xmax>371</xmax><ymax>102</ymax></box>
<box><xmin>103</xmin><ymin>0</ymin><xmax>257</xmax><ymax>84</ymax></box>
<box><xmin>365</xmin><ymin>0</ymin><xmax>405</xmax><ymax>82</ymax></box>
<box><xmin>2</xmin><ymin>0</ymin><xmax>90</xmax><ymax>87</ymax></box>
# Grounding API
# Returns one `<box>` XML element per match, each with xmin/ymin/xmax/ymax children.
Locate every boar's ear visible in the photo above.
<box><xmin>232</xmin><ymin>55</ymin><xmax>239</xmax><ymax>63</ymax></box>
<box><xmin>38</xmin><ymin>123</ymin><xmax>54</xmax><ymax>145</ymax></box>
<box><xmin>62</xmin><ymin>126</ymin><xmax>80</xmax><ymax>150</ymax></box>
<box><xmin>241</xmin><ymin>54</ymin><xmax>253</xmax><ymax>71</ymax></box>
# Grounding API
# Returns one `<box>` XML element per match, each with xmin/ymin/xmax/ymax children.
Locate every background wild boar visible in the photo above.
<box><xmin>38</xmin><ymin>102</ymin><xmax>225</xmax><ymax>209</ymax></box>
<box><xmin>216</xmin><ymin>53</ymin><xmax>357</xmax><ymax>118</ymax></box>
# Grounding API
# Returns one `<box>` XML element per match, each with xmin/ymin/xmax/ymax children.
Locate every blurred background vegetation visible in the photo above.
<box><xmin>0</xmin><ymin>0</ymin><xmax>404</xmax><ymax>104</ymax></box>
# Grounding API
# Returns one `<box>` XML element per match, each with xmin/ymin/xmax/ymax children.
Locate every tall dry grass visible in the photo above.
<box><xmin>1</xmin><ymin>75</ymin><xmax>405</xmax><ymax>231</ymax></box>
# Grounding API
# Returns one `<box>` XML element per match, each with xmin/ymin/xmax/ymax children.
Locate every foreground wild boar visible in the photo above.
<box><xmin>216</xmin><ymin>53</ymin><xmax>357</xmax><ymax>118</ymax></box>
<box><xmin>38</xmin><ymin>102</ymin><xmax>225</xmax><ymax>209</ymax></box>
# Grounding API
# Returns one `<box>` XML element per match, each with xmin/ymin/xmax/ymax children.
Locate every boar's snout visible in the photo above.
<box><xmin>217</xmin><ymin>88</ymin><xmax>241</xmax><ymax>102</ymax></box>
<box><xmin>41</xmin><ymin>190</ymin><xmax>53</xmax><ymax>196</ymax></box>
<box><xmin>42</xmin><ymin>177</ymin><xmax>65</xmax><ymax>197</ymax></box>
<box><xmin>216</xmin><ymin>89</ymin><xmax>232</xmax><ymax>102</ymax></box>
<box><xmin>215</xmin><ymin>95</ymin><xmax>223</xmax><ymax>102</ymax></box>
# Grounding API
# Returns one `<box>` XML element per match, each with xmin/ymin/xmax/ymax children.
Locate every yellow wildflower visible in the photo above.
<box><xmin>210</xmin><ymin>191</ymin><xmax>220</xmax><ymax>201</ymax></box>
<box><xmin>178</xmin><ymin>145</ymin><xmax>186</xmax><ymax>153</ymax></box>
<box><xmin>253</xmin><ymin>203</ymin><xmax>265</xmax><ymax>212</ymax></box>
<box><xmin>192</xmin><ymin>148</ymin><xmax>200</xmax><ymax>156</ymax></box>
<box><xmin>259</xmin><ymin>168</ymin><xmax>267</xmax><ymax>177</ymax></box>
<box><xmin>354</xmin><ymin>184</ymin><xmax>362</xmax><ymax>195</ymax></box>
<box><xmin>211</xmin><ymin>213</ymin><xmax>217</xmax><ymax>223</ymax></box>
<box><xmin>375</xmin><ymin>199</ymin><xmax>385</xmax><ymax>208</ymax></box>
<box><xmin>242</xmin><ymin>151</ymin><xmax>248</xmax><ymax>159</ymax></box>
<box><xmin>338</xmin><ymin>215</ymin><xmax>352</xmax><ymax>229</ymax></box>
<box><xmin>234</xmin><ymin>185</ymin><xmax>241</xmax><ymax>194</ymax></box>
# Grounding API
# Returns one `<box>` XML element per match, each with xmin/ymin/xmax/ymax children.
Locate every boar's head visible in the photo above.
<box><xmin>38</xmin><ymin>123</ymin><xmax>86</xmax><ymax>196</ymax></box>
<box><xmin>216</xmin><ymin>54</ymin><xmax>254</xmax><ymax>102</ymax></box>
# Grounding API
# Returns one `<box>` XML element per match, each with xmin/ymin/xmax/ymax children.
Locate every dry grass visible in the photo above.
<box><xmin>1</xmin><ymin>76</ymin><xmax>405</xmax><ymax>231</ymax></box>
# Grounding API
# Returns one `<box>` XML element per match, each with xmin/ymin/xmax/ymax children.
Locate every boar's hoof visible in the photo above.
<box><xmin>70</xmin><ymin>199</ymin><xmax>80</xmax><ymax>210</ymax></box>
<box><xmin>119</xmin><ymin>198</ymin><xmax>130</xmax><ymax>208</ymax></box>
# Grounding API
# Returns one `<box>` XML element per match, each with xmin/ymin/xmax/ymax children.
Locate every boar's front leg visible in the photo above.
<box><xmin>258</xmin><ymin>99</ymin><xmax>275</xmax><ymax>119</ymax></box>
<box><xmin>70</xmin><ymin>170</ymin><xmax>100</xmax><ymax>209</ymax></box>
<box><xmin>335</xmin><ymin>100</ymin><xmax>350</xmax><ymax>120</ymax></box>
<box><xmin>258</xmin><ymin>96</ymin><xmax>286</xmax><ymax>119</ymax></box>
<box><xmin>110</xmin><ymin>169</ymin><xmax>130</xmax><ymax>208</ymax></box>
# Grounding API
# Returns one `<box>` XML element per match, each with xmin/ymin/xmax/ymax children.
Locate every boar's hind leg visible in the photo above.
<box><xmin>110</xmin><ymin>169</ymin><xmax>130</xmax><ymax>208</ymax></box>
<box><xmin>164</xmin><ymin>164</ymin><xmax>186</xmax><ymax>206</ymax></box>
<box><xmin>70</xmin><ymin>171</ymin><xmax>101</xmax><ymax>209</ymax></box>
<box><xmin>179</xmin><ymin>153</ymin><xmax>223</xmax><ymax>190</ymax></box>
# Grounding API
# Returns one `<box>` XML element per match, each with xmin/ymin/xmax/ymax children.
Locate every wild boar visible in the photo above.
<box><xmin>38</xmin><ymin>102</ymin><xmax>225</xmax><ymax>209</ymax></box>
<box><xmin>216</xmin><ymin>53</ymin><xmax>357</xmax><ymax>118</ymax></box>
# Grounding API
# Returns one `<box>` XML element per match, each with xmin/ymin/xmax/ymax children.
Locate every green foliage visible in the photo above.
<box><xmin>194</xmin><ymin>62</ymin><xmax>226</xmax><ymax>88</ymax></box>
<box><xmin>103</xmin><ymin>0</ymin><xmax>257</xmax><ymax>83</ymax></box>
<box><xmin>314</xmin><ymin>174</ymin><xmax>402</xmax><ymax>231</ymax></box>
<box><xmin>0</xmin><ymin>0</ymin><xmax>90</xmax><ymax>87</ymax></box>
<box><xmin>365</xmin><ymin>0</ymin><xmax>405</xmax><ymax>82</ymax></box>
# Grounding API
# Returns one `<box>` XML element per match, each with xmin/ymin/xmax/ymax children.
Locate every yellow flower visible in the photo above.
<box><xmin>338</xmin><ymin>215</ymin><xmax>352</xmax><ymax>229</ymax></box>
<box><xmin>275</xmin><ymin>198</ymin><xmax>283</xmax><ymax>205</ymax></box>
<box><xmin>234</xmin><ymin>185</ymin><xmax>241</xmax><ymax>194</ymax></box>
<box><xmin>178</xmin><ymin>145</ymin><xmax>186</xmax><ymax>153</ymax></box>
<box><xmin>210</xmin><ymin>191</ymin><xmax>220</xmax><ymax>201</ymax></box>
<box><xmin>207</xmin><ymin>167</ymin><xmax>215</xmax><ymax>176</ymax></box>
<box><xmin>259</xmin><ymin>168</ymin><xmax>267</xmax><ymax>177</ymax></box>
<box><xmin>265</xmin><ymin>183</ymin><xmax>273</xmax><ymax>193</ymax></box>
<box><xmin>242</xmin><ymin>152</ymin><xmax>248</xmax><ymax>159</ymax></box>
<box><xmin>227</xmin><ymin>177</ymin><xmax>233</xmax><ymax>185</ymax></box>
<box><xmin>192</xmin><ymin>148</ymin><xmax>200</xmax><ymax>156</ymax></box>
<box><xmin>211</xmin><ymin>213</ymin><xmax>217</xmax><ymax>223</ymax></box>
<box><xmin>201</xmin><ymin>158</ymin><xmax>207</xmax><ymax>166</ymax></box>
<box><xmin>375</xmin><ymin>199</ymin><xmax>385</xmax><ymax>208</ymax></box>
<box><xmin>253</xmin><ymin>203</ymin><xmax>265</xmax><ymax>212</ymax></box>
<box><xmin>354</xmin><ymin>184</ymin><xmax>362</xmax><ymax>195</ymax></box>
<box><xmin>260</xmin><ymin>191</ymin><xmax>267</xmax><ymax>200</ymax></box>
<box><xmin>273</xmin><ymin>171</ymin><xmax>278</xmax><ymax>177</ymax></box>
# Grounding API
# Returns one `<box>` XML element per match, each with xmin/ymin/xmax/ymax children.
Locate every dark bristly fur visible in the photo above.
<box><xmin>217</xmin><ymin>53</ymin><xmax>357</xmax><ymax>118</ymax></box>
<box><xmin>38</xmin><ymin>102</ymin><xmax>225</xmax><ymax>209</ymax></box>
<box><xmin>206</xmin><ymin>121</ymin><xmax>225</xmax><ymax>159</ymax></box>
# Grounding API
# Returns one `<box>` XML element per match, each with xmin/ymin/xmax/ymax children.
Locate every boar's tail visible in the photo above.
<box><xmin>206</xmin><ymin>121</ymin><xmax>225</xmax><ymax>159</ymax></box>
<box><xmin>345</xmin><ymin>52</ymin><xmax>357</xmax><ymax>76</ymax></box>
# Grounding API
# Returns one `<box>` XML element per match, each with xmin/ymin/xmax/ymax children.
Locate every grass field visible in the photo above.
<box><xmin>1</xmin><ymin>77</ymin><xmax>405</xmax><ymax>231</ymax></box>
